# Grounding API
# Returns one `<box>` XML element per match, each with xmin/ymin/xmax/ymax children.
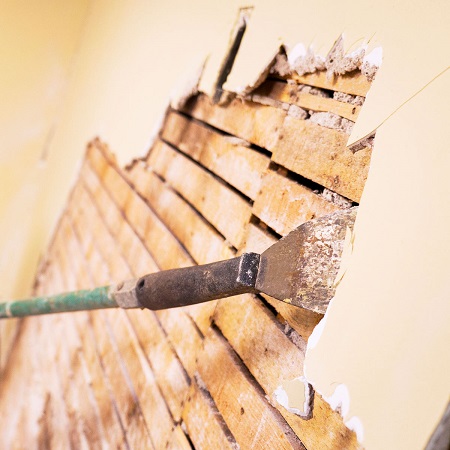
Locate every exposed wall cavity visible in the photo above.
<box><xmin>212</xmin><ymin>7</ymin><xmax>253</xmax><ymax>103</ymax></box>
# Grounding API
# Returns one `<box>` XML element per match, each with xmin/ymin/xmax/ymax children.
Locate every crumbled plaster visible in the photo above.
<box><xmin>287</xmin><ymin>80</ymin><xmax>331</xmax><ymax>98</ymax></box>
<box><xmin>333</xmin><ymin>92</ymin><xmax>365</xmax><ymax>106</ymax></box>
<box><xmin>348</xmin><ymin>132</ymin><xmax>376</xmax><ymax>153</ymax></box>
<box><xmin>325</xmin><ymin>35</ymin><xmax>365</xmax><ymax>80</ymax></box>
<box><xmin>321</xmin><ymin>188</ymin><xmax>353</xmax><ymax>209</ymax></box>
<box><xmin>309</xmin><ymin>111</ymin><xmax>354</xmax><ymax>134</ymax></box>
<box><xmin>287</xmin><ymin>43</ymin><xmax>326</xmax><ymax>76</ymax></box>
<box><xmin>361</xmin><ymin>46</ymin><xmax>383</xmax><ymax>82</ymax></box>
<box><xmin>269</xmin><ymin>50</ymin><xmax>291</xmax><ymax>77</ymax></box>
<box><xmin>287</xmin><ymin>104</ymin><xmax>308</xmax><ymax>120</ymax></box>
<box><xmin>266</xmin><ymin>36</ymin><xmax>380</xmax><ymax>83</ymax></box>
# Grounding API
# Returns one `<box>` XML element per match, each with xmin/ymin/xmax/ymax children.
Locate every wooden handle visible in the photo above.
<box><xmin>135</xmin><ymin>253</ymin><xmax>260</xmax><ymax>310</ymax></box>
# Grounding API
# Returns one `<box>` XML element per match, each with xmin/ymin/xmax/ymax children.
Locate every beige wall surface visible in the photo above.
<box><xmin>0</xmin><ymin>0</ymin><xmax>89</xmax><ymax>298</ymax></box>
<box><xmin>0</xmin><ymin>0</ymin><xmax>449</xmax><ymax>448</ymax></box>
<box><xmin>0</xmin><ymin>0</ymin><xmax>89</xmax><ymax>367</ymax></box>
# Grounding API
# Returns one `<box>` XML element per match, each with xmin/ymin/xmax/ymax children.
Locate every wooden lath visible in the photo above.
<box><xmin>0</xmin><ymin>68</ymin><xmax>372</xmax><ymax>449</ymax></box>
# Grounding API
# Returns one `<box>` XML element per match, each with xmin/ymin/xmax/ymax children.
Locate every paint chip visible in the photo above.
<box><xmin>273</xmin><ymin>376</ymin><xmax>313</xmax><ymax>418</ymax></box>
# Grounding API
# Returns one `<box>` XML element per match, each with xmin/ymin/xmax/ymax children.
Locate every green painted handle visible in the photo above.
<box><xmin>0</xmin><ymin>286</ymin><xmax>117</xmax><ymax>319</ymax></box>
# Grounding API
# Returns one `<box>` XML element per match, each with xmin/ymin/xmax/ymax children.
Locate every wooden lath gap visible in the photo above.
<box><xmin>177</xmin><ymin>423</ymin><xmax>195</xmax><ymax>450</ymax></box>
<box><xmin>159</xmin><ymin>137</ymin><xmax>255</xmax><ymax>207</ymax></box>
<box><xmin>268</xmin><ymin>75</ymin><xmax>334</xmax><ymax>98</ymax></box>
<box><xmin>268</xmin><ymin>161</ymin><xmax>325</xmax><ymax>196</ymax></box>
<box><xmin>184</xmin><ymin>309</ymin><xmax>206</xmax><ymax>340</ymax></box>
<box><xmin>249</xmin><ymin>214</ymin><xmax>283</xmax><ymax>240</ymax></box>
<box><xmin>212</xmin><ymin>7</ymin><xmax>253</xmax><ymax>103</ymax></box>
<box><xmin>205</xmin><ymin>324</ymin><xmax>305</xmax><ymax>448</ymax></box>
<box><xmin>62</xmin><ymin>217</ymin><xmax>131</xmax><ymax>446</ymax></box>
<box><xmin>101</xmin><ymin>312</ymin><xmax>155</xmax><ymax>445</ymax></box>
<box><xmin>143</xmin><ymin>169</ymin><xmax>238</xmax><ymax>255</ymax></box>
<box><xmin>268</xmin><ymin>161</ymin><xmax>357</xmax><ymax>207</ymax></box>
<box><xmin>253</xmin><ymin>293</ymin><xmax>308</xmax><ymax>351</ymax></box>
<box><xmin>86</xmin><ymin>150</ymin><xmax>195</xmax><ymax>269</ymax></box>
<box><xmin>173</xmin><ymin>108</ymin><xmax>273</xmax><ymax>158</ymax></box>
<box><xmin>191</xmin><ymin>372</ymin><xmax>240</xmax><ymax>448</ymax></box>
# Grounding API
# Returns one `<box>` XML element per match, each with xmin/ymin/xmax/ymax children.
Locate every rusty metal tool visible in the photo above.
<box><xmin>0</xmin><ymin>208</ymin><xmax>357</xmax><ymax>319</ymax></box>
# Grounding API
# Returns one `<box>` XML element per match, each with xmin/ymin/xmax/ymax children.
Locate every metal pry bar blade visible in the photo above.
<box><xmin>255</xmin><ymin>207</ymin><xmax>357</xmax><ymax>314</ymax></box>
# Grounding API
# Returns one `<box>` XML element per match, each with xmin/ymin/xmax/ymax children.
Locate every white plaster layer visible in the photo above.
<box><xmin>273</xmin><ymin>376</ymin><xmax>311</xmax><ymax>417</ymax></box>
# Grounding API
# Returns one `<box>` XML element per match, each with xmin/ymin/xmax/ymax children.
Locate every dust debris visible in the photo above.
<box><xmin>288</xmin><ymin>43</ymin><xmax>326</xmax><ymax>76</ymax></box>
<box><xmin>325</xmin><ymin>35</ymin><xmax>365</xmax><ymax>80</ymax></box>
<box><xmin>321</xmin><ymin>189</ymin><xmax>353</xmax><ymax>209</ymax></box>
<box><xmin>333</xmin><ymin>92</ymin><xmax>365</xmax><ymax>106</ymax></box>
<box><xmin>309</xmin><ymin>111</ymin><xmax>354</xmax><ymax>133</ymax></box>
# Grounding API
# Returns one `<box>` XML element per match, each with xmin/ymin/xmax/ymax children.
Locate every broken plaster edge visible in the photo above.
<box><xmin>226</xmin><ymin>34</ymin><xmax>381</xmax><ymax>98</ymax></box>
<box><xmin>305</xmin><ymin>323</ymin><xmax>365</xmax><ymax>443</ymax></box>
<box><xmin>273</xmin><ymin>376</ymin><xmax>313</xmax><ymax>419</ymax></box>
<box><xmin>301</xmin><ymin>223</ymin><xmax>365</xmax><ymax>443</ymax></box>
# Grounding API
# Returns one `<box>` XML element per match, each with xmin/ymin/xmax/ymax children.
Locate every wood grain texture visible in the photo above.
<box><xmin>181</xmin><ymin>94</ymin><xmax>285</xmax><ymax>150</ymax></box>
<box><xmin>127</xmin><ymin>161</ymin><xmax>235</xmax><ymax>264</ymax></box>
<box><xmin>181</xmin><ymin>93</ymin><xmax>370</xmax><ymax>202</ymax></box>
<box><xmin>281</xmin><ymin>70</ymin><xmax>372</xmax><ymax>97</ymax></box>
<box><xmin>253</xmin><ymin>79</ymin><xmax>361</xmax><ymax>121</ymax></box>
<box><xmin>253</xmin><ymin>169</ymin><xmax>339</xmax><ymax>236</ymax></box>
<box><xmin>162</xmin><ymin>110</ymin><xmax>270</xmax><ymax>199</ymax></box>
<box><xmin>197</xmin><ymin>327</ymin><xmax>306</xmax><ymax>450</ymax></box>
<box><xmin>182</xmin><ymin>379</ymin><xmax>239</xmax><ymax>450</ymax></box>
<box><xmin>147</xmin><ymin>139</ymin><xmax>252</xmax><ymax>249</ymax></box>
<box><xmin>271</xmin><ymin>116</ymin><xmax>371</xmax><ymax>202</ymax></box>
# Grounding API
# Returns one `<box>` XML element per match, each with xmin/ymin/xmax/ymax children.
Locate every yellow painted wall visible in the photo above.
<box><xmin>0</xmin><ymin>0</ymin><xmax>89</xmax><ymax>297</ymax></box>
<box><xmin>0</xmin><ymin>0</ymin><xmax>90</xmax><ymax>366</ymax></box>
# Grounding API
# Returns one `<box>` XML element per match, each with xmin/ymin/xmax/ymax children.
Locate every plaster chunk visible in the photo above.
<box><xmin>287</xmin><ymin>104</ymin><xmax>308</xmax><ymax>120</ymax></box>
<box><xmin>270</xmin><ymin>51</ymin><xmax>291</xmax><ymax>77</ymax></box>
<box><xmin>273</xmin><ymin>376</ymin><xmax>313</xmax><ymax>418</ymax></box>
<box><xmin>288</xmin><ymin>43</ymin><xmax>326</xmax><ymax>76</ymax></box>
<box><xmin>325</xmin><ymin>35</ymin><xmax>365</xmax><ymax>79</ymax></box>
<box><xmin>321</xmin><ymin>188</ymin><xmax>353</xmax><ymax>209</ymax></box>
<box><xmin>333</xmin><ymin>92</ymin><xmax>365</xmax><ymax>106</ymax></box>
<box><xmin>309</xmin><ymin>111</ymin><xmax>354</xmax><ymax>133</ymax></box>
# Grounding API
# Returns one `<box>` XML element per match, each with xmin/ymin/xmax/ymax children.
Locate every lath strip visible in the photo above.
<box><xmin>147</xmin><ymin>139</ymin><xmax>252</xmax><ymax>249</ymax></box>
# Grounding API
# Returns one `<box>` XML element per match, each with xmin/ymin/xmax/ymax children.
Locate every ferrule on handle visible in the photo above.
<box><xmin>111</xmin><ymin>252</ymin><xmax>260</xmax><ymax>310</ymax></box>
